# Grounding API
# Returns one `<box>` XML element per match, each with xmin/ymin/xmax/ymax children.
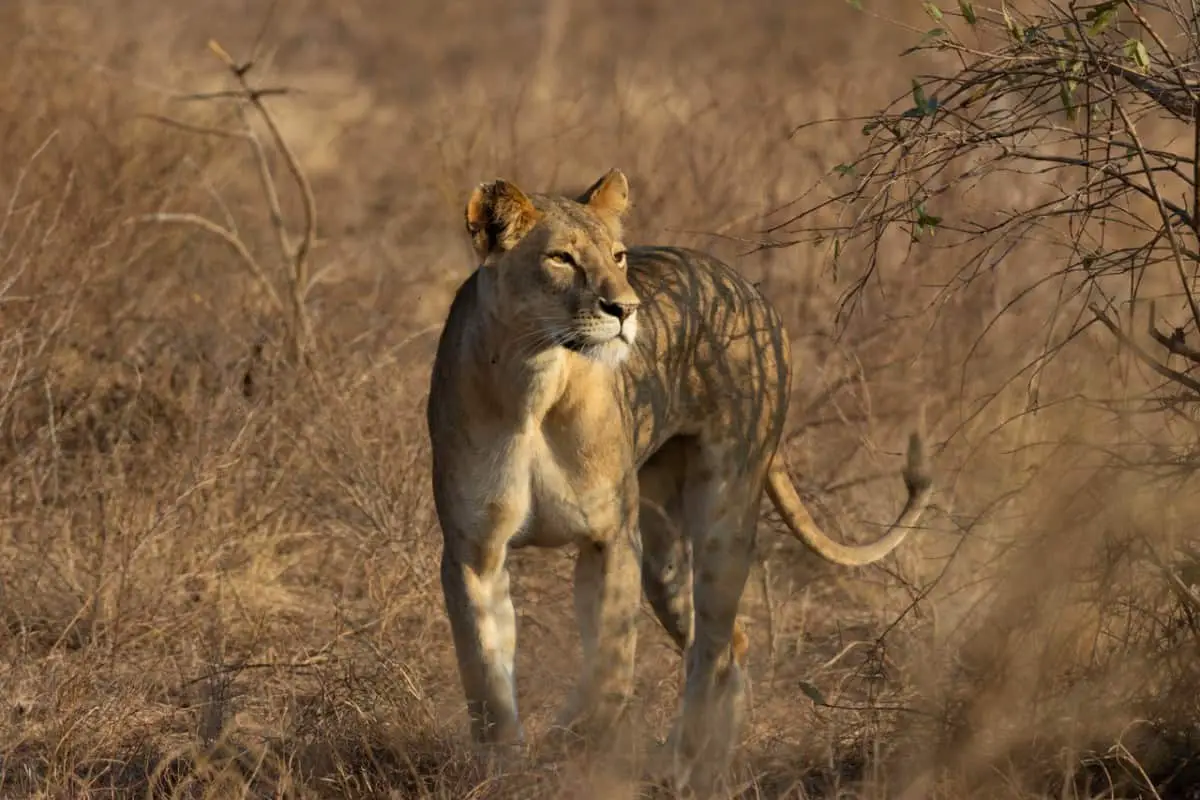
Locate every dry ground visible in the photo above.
<box><xmin>1</xmin><ymin>1</ymin><xmax>1198</xmax><ymax>797</ymax></box>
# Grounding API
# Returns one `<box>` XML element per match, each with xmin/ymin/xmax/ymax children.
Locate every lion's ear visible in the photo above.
<box><xmin>577</xmin><ymin>168</ymin><xmax>629</xmax><ymax>218</ymax></box>
<box><xmin>465</xmin><ymin>179</ymin><xmax>540</xmax><ymax>260</ymax></box>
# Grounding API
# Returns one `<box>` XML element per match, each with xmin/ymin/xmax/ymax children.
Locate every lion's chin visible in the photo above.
<box><xmin>565</xmin><ymin>336</ymin><xmax>632</xmax><ymax>368</ymax></box>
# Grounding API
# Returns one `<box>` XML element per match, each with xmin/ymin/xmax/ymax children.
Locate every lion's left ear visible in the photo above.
<box><xmin>577</xmin><ymin>168</ymin><xmax>630</xmax><ymax>218</ymax></box>
<box><xmin>465</xmin><ymin>178</ymin><xmax>540</xmax><ymax>261</ymax></box>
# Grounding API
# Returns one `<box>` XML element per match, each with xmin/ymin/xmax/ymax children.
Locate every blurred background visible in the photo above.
<box><xmin>1</xmin><ymin>0</ymin><xmax>1197</xmax><ymax>797</ymax></box>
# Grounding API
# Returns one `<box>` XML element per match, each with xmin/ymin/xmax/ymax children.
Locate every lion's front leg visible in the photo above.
<box><xmin>440</xmin><ymin>538</ymin><xmax>523</xmax><ymax>746</ymax></box>
<box><xmin>555</xmin><ymin>488</ymin><xmax>642</xmax><ymax>743</ymax></box>
<box><xmin>436</xmin><ymin>459</ymin><xmax>531</xmax><ymax>747</ymax></box>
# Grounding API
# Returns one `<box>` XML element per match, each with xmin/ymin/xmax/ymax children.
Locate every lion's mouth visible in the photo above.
<box><xmin>560</xmin><ymin>330</ymin><xmax>632</xmax><ymax>361</ymax></box>
<box><xmin>561</xmin><ymin>337</ymin><xmax>589</xmax><ymax>354</ymax></box>
<box><xmin>562</xmin><ymin>332</ymin><xmax>627</xmax><ymax>352</ymax></box>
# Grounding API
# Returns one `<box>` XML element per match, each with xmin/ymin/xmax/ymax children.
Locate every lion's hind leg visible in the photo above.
<box><xmin>638</xmin><ymin>437</ymin><xmax>695</xmax><ymax>653</ymax></box>
<box><xmin>667</xmin><ymin>449</ymin><xmax>763</xmax><ymax>796</ymax></box>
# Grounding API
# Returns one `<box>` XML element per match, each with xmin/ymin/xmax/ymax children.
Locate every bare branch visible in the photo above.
<box><xmin>1098</xmin><ymin>59</ymin><xmax>1199</xmax><ymax>120</ymax></box>
<box><xmin>125</xmin><ymin>212</ymin><xmax>285</xmax><ymax>315</ymax></box>
<box><xmin>175</xmin><ymin>87</ymin><xmax>294</xmax><ymax>103</ymax></box>
<box><xmin>1090</xmin><ymin>303</ymin><xmax>1200</xmax><ymax>395</ymax></box>
<box><xmin>1148</xmin><ymin>300</ymin><xmax>1200</xmax><ymax>365</ymax></box>
<box><xmin>138</xmin><ymin>114</ymin><xmax>251</xmax><ymax>141</ymax></box>
<box><xmin>206</xmin><ymin>37</ymin><xmax>318</xmax><ymax>359</ymax></box>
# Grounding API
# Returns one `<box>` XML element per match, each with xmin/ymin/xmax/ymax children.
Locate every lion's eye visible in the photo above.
<box><xmin>546</xmin><ymin>251</ymin><xmax>577</xmax><ymax>267</ymax></box>
<box><xmin>614</xmin><ymin>250</ymin><xmax>628</xmax><ymax>268</ymax></box>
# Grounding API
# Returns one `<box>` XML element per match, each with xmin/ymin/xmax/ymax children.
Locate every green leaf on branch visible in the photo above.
<box><xmin>912</xmin><ymin>78</ymin><xmax>927</xmax><ymax>110</ymax></box>
<box><xmin>1086</xmin><ymin>1</ymin><xmax>1118</xmax><ymax>35</ymax></box>
<box><xmin>799</xmin><ymin>681</ymin><xmax>827</xmax><ymax>705</ymax></box>
<box><xmin>923</xmin><ymin>2</ymin><xmax>944</xmax><ymax>22</ymax></box>
<box><xmin>958</xmin><ymin>0</ymin><xmax>976</xmax><ymax>24</ymax></box>
<box><xmin>1057</xmin><ymin>58</ymin><xmax>1082</xmax><ymax>118</ymax></box>
<box><xmin>1059</xmin><ymin>81</ymin><xmax>1077</xmax><ymax>121</ymax></box>
<box><xmin>833</xmin><ymin>163</ymin><xmax>857</xmax><ymax>177</ymax></box>
<box><xmin>965</xmin><ymin>78</ymin><xmax>997</xmax><ymax>106</ymax></box>
<box><xmin>1124</xmin><ymin>38</ymin><xmax>1150</xmax><ymax>72</ymax></box>
<box><xmin>1002</xmin><ymin>2</ymin><xmax>1023</xmax><ymax>42</ymax></box>
<box><xmin>914</xmin><ymin>202</ymin><xmax>941</xmax><ymax>239</ymax></box>
<box><xmin>900</xmin><ymin>28</ymin><xmax>947</xmax><ymax>56</ymax></box>
<box><xmin>903</xmin><ymin>79</ymin><xmax>940</xmax><ymax>118</ymax></box>
<box><xmin>846</xmin><ymin>0</ymin><xmax>863</xmax><ymax>9</ymax></box>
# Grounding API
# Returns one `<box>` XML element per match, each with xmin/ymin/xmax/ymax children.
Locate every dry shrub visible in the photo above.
<box><xmin>772</xmin><ymin>1</ymin><xmax>1200</xmax><ymax>796</ymax></box>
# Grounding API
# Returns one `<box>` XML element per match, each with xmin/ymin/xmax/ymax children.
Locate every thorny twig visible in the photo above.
<box><xmin>127</xmin><ymin>27</ymin><xmax>318</xmax><ymax>365</ymax></box>
<box><xmin>787</xmin><ymin>0</ymin><xmax>1200</xmax><ymax>411</ymax></box>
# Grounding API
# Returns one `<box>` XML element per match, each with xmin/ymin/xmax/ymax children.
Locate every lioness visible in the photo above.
<box><xmin>426</xmin><ymin>168</ymin><xmax>932</xmax><ymax>792</ymax></box>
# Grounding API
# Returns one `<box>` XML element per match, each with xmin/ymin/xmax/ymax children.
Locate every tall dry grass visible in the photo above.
<box><xmin>1</xmin><ymin>0</ymin><xmax>1197</xmax><ymax>797</ymax></box>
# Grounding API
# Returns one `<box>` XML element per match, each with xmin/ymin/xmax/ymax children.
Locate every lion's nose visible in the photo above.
<box><xmin>598</xmin><ymin>298</ymin><xmax>639</xmax><ymax>322</ymax></box>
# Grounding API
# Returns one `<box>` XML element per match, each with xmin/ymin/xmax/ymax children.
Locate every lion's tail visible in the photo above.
<box><xmin>765</xmin><ymin>433</ymin><xmax>933</xmax><ymax>567</ymax></box>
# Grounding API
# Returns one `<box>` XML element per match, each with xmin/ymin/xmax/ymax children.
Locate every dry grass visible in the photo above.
<box><xmin>1</xmin><ymin>1</ymin><xmax>1198</xmax><ymax>797</ymax></box>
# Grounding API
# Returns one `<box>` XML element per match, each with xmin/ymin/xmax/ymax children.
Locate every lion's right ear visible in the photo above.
<box><xmin>465</xmin><ymin>179</ymin><xmax>539</xmax><ymax>261</ymax></box>
<box><xmin>577</xmin><ymin>168</ymin><xmax>630</xmax><ymax>218</ymax></box>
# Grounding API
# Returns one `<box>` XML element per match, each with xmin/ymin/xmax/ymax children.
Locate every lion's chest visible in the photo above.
<box><xmin>510</xmin><ymin>426</ymin><xmax>633</xmax><ymax>549</ymax></box>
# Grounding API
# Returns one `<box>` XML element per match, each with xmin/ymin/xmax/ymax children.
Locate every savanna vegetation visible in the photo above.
<box><xmin>1</xmin><ymin>0</ymin><xmax>1197</xmax><ymax>796</ymax></box>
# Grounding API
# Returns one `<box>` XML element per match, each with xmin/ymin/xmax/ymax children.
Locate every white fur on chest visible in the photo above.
<box><xmin>518</xmin><ymin>433</ymin><xmax>628</xmax><ymax>547</ymax></box>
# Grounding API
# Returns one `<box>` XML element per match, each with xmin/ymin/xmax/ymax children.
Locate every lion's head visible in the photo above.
<box><xmin>464</xmin><ymin>168</ymin><xmax>640</xmax><ymax>366</ymax></box>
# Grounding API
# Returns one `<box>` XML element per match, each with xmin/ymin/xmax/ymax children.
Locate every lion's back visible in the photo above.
<box><xmin>621</xmin><ymin>246</ymin><xmax>793</xmax><ymax>463</ymax></box>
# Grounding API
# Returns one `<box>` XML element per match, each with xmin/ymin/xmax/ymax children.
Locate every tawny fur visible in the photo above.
<box><xmin>426</xmin><ymin>168</ymin><xmax>933</xmax><ymax>795</ymax></box>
